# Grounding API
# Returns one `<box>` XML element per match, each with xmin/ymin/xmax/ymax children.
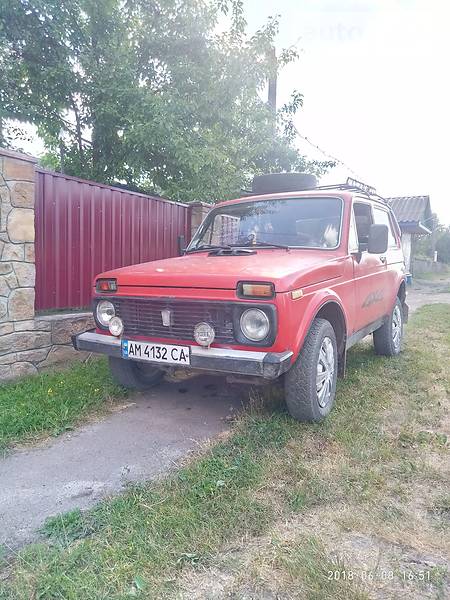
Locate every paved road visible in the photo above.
<box><xmin>0</xmin><ymin>376</ymin><xmax>247</xmax><ymax>550</ymax></box>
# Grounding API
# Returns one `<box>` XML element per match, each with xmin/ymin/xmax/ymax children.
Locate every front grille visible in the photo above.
<box><xmin>112</xmin><ymin>297</ymin><xmax>235</xmax><ymax>343</ymax></box>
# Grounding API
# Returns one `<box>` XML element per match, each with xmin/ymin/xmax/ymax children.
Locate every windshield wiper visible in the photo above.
<box><xmin>185</xmin><ymin>243</ymin><xmax>232</xmax><ymax>254</ymax></box>
<box><xmin>247</xmin><ymin>241</ymin><xmax>290</xmax><ymax>250</ymax></box>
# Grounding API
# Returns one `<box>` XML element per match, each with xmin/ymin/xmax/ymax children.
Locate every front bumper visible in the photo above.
<box><xmin>72</xmin><ymin>330</ymin><xmax>293</xmax><ymax>380</ymax></box>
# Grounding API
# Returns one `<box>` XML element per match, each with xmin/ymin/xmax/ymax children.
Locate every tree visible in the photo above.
<box><xmin>415</xmin><ymin>213</ymin><xmax>450</xmax><ymax>264</ymax></box>
<box><xmin>435</xmin><ymin>227</ymin><xmax>450</xmax><ymax>263</ymax></box>
<box><xmin>0</xmin><ymin>0</ymin><xmax>332</xmax><ymax>201</ymax></box>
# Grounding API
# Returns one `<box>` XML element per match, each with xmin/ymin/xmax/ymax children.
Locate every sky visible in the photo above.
<box><xmin>17</xmin><ymin>0</ymin><xmax>450</xmax><ymax>225</ymax></box>
<box><xmin>244</xmin><ymin>0</ymin><xmax>450</xmax><ymax>224</ymax></box>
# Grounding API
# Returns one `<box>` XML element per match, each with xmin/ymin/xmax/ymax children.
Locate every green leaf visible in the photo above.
<box><xmin>0</xmin><ymin>0</ymin><xmax>331</xmax><ymax>199</ymax></box>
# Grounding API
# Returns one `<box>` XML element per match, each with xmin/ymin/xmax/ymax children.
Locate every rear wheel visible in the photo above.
<box><xmin>285</xmin><ymin>318</ymin><xmax>338</xmax><ymax>422</ymax></box>
<box><xmin>373</xmin><ymin>298</ymin><xmax>403</xmax><ymax>356</ymax></box>
<box><xmin>108</xmin><ymin>357</ymin><xmax>164</xmax><ymax>390</ymax></box>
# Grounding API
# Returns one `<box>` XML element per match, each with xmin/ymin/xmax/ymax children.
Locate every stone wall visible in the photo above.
<box><xmin>0</xmin><ymin>148</ymin><xmax>92</xmax><ymax>381</ymax></box>
<box><xmin>0</xmin><ymin>149</ymin><xmax>36</xmax><ymax>324</ymax></box>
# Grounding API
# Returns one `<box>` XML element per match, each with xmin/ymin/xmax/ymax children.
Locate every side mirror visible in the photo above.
<box><xmin>368</xmin><ymin>224</ymin><xmax>388</xmax><ymax>254</ymax></box>
<box><xmin>178</xmin><ymin>234</ymin><xmax>186</xmax><ymax>255</ymax></box>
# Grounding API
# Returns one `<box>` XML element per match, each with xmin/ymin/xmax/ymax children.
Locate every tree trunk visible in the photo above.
<box><xmin>72</xmin><ymin>101</ymin><xmax>84</xmax><ymax>168</ymax></box>
<box><xmin>0</xmin><ymin>116</ymin><xmax>5</xmax><ymax>147</ymax></box>
<box><xmin>267</xmin><ymin>46</ymin><xmax>277</xmax><ymax>113</ymax></box>
<box><xmin>87</xmin><ymin>1</ymin><xmax>102</xmax><ymax>180</ymax></box>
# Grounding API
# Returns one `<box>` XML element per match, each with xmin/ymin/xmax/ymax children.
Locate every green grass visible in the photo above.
<box><xmin>414</xmin><ymin>269</ymin><xmax>450</xmax><ymax>292</ymax></box>
<box><xmin>1</xmin><ymin>305</ymin><xmax>449</xmax><ymax>599</ymax></box>
<box><xmin>0</xmin><ymin>358</ymin><xmax>127</xmax><ymax>451</ymax></box>
<box><xmin>430</xmin><ymin>495</ymin><xmax>450</xmax><ymax>530</ymax></box>
<box><xmin>273</xmin><ymin>536</ymin><xmax>369</xmax><ymax>600</ymax></box>
<box><xmin>414</xmin><ymin>269</ymin><xmax>449</xmax><ymax>281</ymax></box>
<box><xmin>39</xmin><ymin>509</ymin><xmax>100</xmax><ymax>545</ymax></box>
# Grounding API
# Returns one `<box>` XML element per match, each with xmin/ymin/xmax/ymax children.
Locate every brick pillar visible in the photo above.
<box><xmin>0</xmin><ymin>147</ymin><xmax>42</xmax><ymax>379</ymax></box>
<box><xmin>189</xmin><ymin>202</ymin><xmax>211</xmax><ymax>238</ymax></box>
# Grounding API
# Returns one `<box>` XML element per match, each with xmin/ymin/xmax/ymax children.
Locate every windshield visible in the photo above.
<box><xmin>188</xmin><ymin>197</ymin><xmax>343</xmax><ymax>250</ymax></box>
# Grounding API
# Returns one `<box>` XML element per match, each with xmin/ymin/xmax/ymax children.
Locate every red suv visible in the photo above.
<box><xmin>73</xmin><ymin>174</ymin><xmax>408</xmax><ymax>422</ymax></box>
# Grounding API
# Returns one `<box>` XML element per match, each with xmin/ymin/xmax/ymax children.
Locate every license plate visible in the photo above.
<box><xmin>122</xmin><ymin>340</ymin><xmax>190</xmax><ymax>365</ymax></box>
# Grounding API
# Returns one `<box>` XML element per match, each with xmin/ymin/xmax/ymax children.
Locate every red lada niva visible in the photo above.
<box><xmin>73</xmin><ymin>174</ymin><xmax>408</xmax><ymax>422</ymax></box>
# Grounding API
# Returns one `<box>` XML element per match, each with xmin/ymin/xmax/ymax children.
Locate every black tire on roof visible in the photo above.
<box><xmin>252</xmin><ymin>173</ymin><xmax>317</xmax><ymax>195</ymax></box>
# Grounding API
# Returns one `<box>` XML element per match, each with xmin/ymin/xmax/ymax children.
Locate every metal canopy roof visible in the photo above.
<box><xmin>386</xmin><ymin>195</ymin><xmax>433</xmax><ymax>234</ymax></box>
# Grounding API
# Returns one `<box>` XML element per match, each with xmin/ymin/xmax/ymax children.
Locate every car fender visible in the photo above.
<box><xmin>290</xmin><ymin>289</ymin><xmax>349</xmax><ymax>361</ymax></box>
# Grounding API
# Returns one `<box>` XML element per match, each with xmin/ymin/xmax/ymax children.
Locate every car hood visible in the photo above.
<box><xmin>98</xmin><ymin>249</ymin><xmax>345</xmax><ymax>293</ymax></box>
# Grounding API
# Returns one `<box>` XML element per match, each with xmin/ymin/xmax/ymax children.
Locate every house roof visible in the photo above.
<box><xmin>386</xmin><ymin>195</ymin><xmax>433</xmax><ymax>234</ymax></box>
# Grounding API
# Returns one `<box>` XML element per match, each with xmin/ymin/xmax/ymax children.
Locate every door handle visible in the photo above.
<box><xmin>379</xmin><ymin>256</ymin><xmax>387</xmax><ymax>264</ymax></box>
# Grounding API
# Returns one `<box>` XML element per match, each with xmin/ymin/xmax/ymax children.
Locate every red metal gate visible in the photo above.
<box><xmin>35</xmin><ymin>169</ymin><xmax>191</xmax><ymax>311</ymax></box>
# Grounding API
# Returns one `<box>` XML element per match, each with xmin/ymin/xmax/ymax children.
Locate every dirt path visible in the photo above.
<box><xmin>0</xmin><ymin>376</ymin><xmax>245</xmax><ymax>550</ymax></box>
<box><xmin>407</xmin><ymin>274</ymin><xmax>450</xmax><ymax>313</ymax></box>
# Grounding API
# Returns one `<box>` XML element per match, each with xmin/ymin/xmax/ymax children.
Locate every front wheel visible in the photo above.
<box><xmin>285</xmin><ymin>318</ymin><xmax>338</xmax><ymax>422</ymax></box>
<box><xmin>373</xmin><ymin>298</ymin><xmax>403</xmax><ymax>356</ymax></box>
<box><xmin>108</xmin><ymin>357</ymin><xmax>164</xmax><ymax>390</ymax></box>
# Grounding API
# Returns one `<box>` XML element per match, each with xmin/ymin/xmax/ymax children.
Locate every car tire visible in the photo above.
<box><xmin>252</xmin><ymin>172</ymin><xmax>317</xmax><ymax>195</ymax></box>
<box><xmin>373</xmin><ymin>297</ymin><xmax>403</xmax><ymax>356</ymax></box>
<box><xmin>108</xmin><ymin>357</ymin><xmax>164</xmax><ymax>390</ymax></box>
<box><xmin>285</xmin><ymin>318</ymin><xmax>338</xmax><ymax>422</ymax></box>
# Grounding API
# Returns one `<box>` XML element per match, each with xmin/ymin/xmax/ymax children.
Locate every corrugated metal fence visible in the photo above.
<box><xmin>35</xmin><ymin>169</ymin><xmax>191</xmax><ymax>311</ymax></box>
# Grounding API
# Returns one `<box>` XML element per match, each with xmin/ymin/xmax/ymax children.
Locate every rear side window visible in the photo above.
<box><xmin>353</xmin><ymin>202</ymin><xmax>373</xmax><ymax>250</ymax></box>
<box><xmin>373</xmin><ymin>207</ymin><xmax>397</xmax><ymax>247</ymax></box>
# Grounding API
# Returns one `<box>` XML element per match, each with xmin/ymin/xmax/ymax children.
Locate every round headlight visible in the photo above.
<box><xmin>194</xmin><ymin>322</ymin><xmax>215</xmax><ymax>347</ymax></box>
<box><xmin>109</xmin><ymin>316</ymin><xmax>124</xmax><ymax>337</ymax></box>
<box><xmin>96</xmin><ymin>300</ymin><xmax>115</xmax><ymax>328</ymax></box>
<box><xmin>240</xmin><ymin>308</ymin><xmax>270</xmax><ymax>341</ymax></box>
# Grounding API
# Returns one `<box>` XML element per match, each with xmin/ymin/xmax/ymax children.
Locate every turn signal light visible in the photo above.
<box><xmin>96</xmin><ymin>278</ymin><xmax>117</xmax><ymax>293</ymax></box>
<box><xmin>238</xmin><ymin>282</ymin><xmax>275</xmax><ymax>299</ymax></box>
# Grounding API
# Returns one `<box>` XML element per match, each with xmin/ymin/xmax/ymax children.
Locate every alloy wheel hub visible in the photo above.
<box><xmin>316</xmin><ymin>336</ymin><xmax>335</xmax><ymax>408</ymax></box>
<box><xmin>392</xmin><ymin>305</ymin><xmax>402</xmax><ymax>349</ymax></box>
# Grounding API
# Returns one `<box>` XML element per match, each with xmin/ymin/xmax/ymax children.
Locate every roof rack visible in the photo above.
<box><xmin>241</xmin><ymin>176</ymin><xmax>389</xmax><ymax>204</ymax></box>
<box><xmin>306</xmin><ymin>178</ymin><xmax>388</xmax><ymax>204</ymax></box>
<box><xmin>314</xmin><ymin>177</ymin><xmax>376</xmax><ymax>195</ymax></box>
